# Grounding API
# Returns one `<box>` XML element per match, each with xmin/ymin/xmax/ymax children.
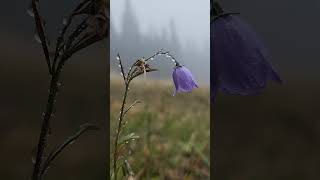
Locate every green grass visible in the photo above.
<box><xmin>110</xmin><ymin>77</ymin><xmax>210</xmax><ymax>180</ymax></box>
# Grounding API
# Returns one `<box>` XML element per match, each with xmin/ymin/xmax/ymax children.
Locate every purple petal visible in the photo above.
<box><xmin>211</xmin><ymin>15</ymin><xmax>282</xmax><ymax>96</ymax></box>
<box><xmin>172</xmin><ymin>66</ymin><xmax>198</xmax><ymax>96</ymax></box>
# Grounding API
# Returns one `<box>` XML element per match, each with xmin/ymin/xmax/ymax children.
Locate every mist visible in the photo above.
<box><xmin>110</xmin><ymin>0</ymin><xmax>210</xmax><ymax>84</ymax></box>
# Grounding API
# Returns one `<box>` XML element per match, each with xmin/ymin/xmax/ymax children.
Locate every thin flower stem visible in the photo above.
<box><xmin>123</xmin><ymin>100</ymin><xmax>141</xmax><ymax>116</ymax></box>
<box><xmin>113</xmin><ymin>81</ymin><xmax>130</xmax><ymax>180</ymax></box>
<box><xmin>40</xmin><ymin>124</ymin><xmax>99</xmax><ymax>177</ymax></box>
<box><xmin>31</xmin><ymin>1</ymin><xmax>108</xmax><ymax>179</ymax></box>
<box><xmin>32</xmin><ymin>64</ymin><xmax>63</xmax><ymax>180</ymax></box>
<box><xmin>141</xmin><ymin>49</ymin><xmax>163</xmax><ymax>62</ymax></box>
<box><xmin>144</xmin><ymin>49</ymin><xmax>181</xmax><ymax>65</ymax></box>
<box><xmin>111</xmin><ymin>49</ymin><xmax>176</xmax><ymax>179</ymax></box>
<box><xmin>31</xmin><ymin>0</ymin><xmax>52</xmax><ymax>75</ymax></box>
<box><xmin>30</xmin><ymin>0</ymin><xmax>66</xmax><ymax>177</ymax></box>
<box><xmin>52</xmin><ymin>15</ymin><xmax>73</xmax><ymax>73</ymax></box>
<box><xmin>117</xmin><ymin>54</ymin><xmax>127</xmax><ymax>83</ymax></box>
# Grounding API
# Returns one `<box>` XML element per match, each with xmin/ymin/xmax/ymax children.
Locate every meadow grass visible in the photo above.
<box><xmin>110</xmin><ymin>76</ymin><xmax>210</xmax><ymax>180</ymax></box>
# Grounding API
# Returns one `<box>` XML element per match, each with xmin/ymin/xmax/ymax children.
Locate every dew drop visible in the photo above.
<box><xmin>62</xmin><ymin>17</ymin><xmax>68</xmax><ymax>25</ymax></box>
<box><xmin>31</xmin><ymin>146</ymin><xmax>38</xmax><ymax>164</ymax></box>
<box><xmin>27</xmin><ymin>8</ymin><xmax>34</xmax><ymax>17</ymax></box>
<box><xmin>34</xmin><ymin>33</ymin><xmax>42</xmax><ymax>43</ymax></box>
<box><xmin>31</xmin><ymin>155</ymin><xmax>36</xmax><ymax>164</ymax></box>
<box><xmin>116</xmin><ymin>56</ymin><xmax>120</xmax><ymax>61</ymax></box>
<box><xmin>118</xmin><ymin>65</ymin><xmax>121</xmax><ymax>68</ymax></box>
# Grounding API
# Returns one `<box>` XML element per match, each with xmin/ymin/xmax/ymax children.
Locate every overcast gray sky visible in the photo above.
<box><xmin>111</xmin><ymin>0</ymin><xmax>209</xmax><ymax>49</ymax></box>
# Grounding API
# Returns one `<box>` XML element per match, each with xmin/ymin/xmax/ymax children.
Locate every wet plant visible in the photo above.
<box><xmin>111</xmin><ymin>49</ymin><xmax>198</xmax><ymax>180</ymax></box>
<box><xmin>28</xmin><ymin>0</ymin><xmax>108</xmax><ymax>179</ymax></box>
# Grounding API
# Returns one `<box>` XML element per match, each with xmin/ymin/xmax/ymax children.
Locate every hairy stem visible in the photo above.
<box><xmin>113</xmin><ymin>81</ymin><xmax>130</xmax><ymax>180</ymax></box>
<box><xmin>32</xmin><ymin>62</ymin><xmax>64</xmax><ymax>180</ymax></box>
<box><xmin>32</xmin><ymin>76</ymin><xmax>59</xmax><ymax>179</ymax></box>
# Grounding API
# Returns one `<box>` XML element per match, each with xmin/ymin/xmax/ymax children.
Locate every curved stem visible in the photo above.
<box><xmin>144</xmin><ymin>50</ymin><xmax>181</xmax><ymax>66</ymax></box>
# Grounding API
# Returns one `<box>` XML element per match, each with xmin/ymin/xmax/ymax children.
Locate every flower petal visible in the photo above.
<box><xmin>211</xmin><ymin>15</ymin><xmax>282</xmax><ymax>95</ymax></box>
<box><xmin>172</xmin><ymin>66</ymin><xmax>198</xmax><ymax>95</ymax></box>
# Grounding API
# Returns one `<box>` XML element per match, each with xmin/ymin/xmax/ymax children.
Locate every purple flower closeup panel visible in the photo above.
<box><xmin>211</xmin><ymin>15</ymin><xmax>282</xmax><ymax>97</ymax></box>
<box><xmin>172</xmin><ymin>66</ymin><xmax>198</xmax><ymax>96</ymax></box>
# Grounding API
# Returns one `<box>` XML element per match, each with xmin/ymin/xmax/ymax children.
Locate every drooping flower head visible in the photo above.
<box><xmin>211</xmin><ymin>2</ymin><xmax>282</xmax><ymax>102</ymax></box>
<box><xmin>172</xmin><ymin>64</ymin><xmax>198</xmax><ymax>96</ymax></box>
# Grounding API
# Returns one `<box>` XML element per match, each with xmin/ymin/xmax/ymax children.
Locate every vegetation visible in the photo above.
<box><xmin>110</xmin><ymin>76</ymin><xmax>210</xmax><ymax>180</ymax></box>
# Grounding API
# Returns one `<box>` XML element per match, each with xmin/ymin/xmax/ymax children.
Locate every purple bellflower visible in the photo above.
<box><xmin>211</xmin><ymin>2</ymin><xmax>282</xmax><ymax>102</ymax></box>
<box><xmin>172</xmin><ymin>64</ymin><xmax>199</xmax><ymax>96</ymax></box>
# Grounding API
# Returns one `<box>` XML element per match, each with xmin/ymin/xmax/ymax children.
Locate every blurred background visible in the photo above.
<box><xmin>213</xmin><ymin>0</ymin><xmax>320</xmax><ymax>179</ymax></box>
<box><xmin>110</xmin><ymin>0</ymin><xmax>210</xmax><ymax>84</ymax></box>
<box><xmin>0</xmin><ymin>1</ymin><xmax>107</xmax><ymax>179</ymax></box>
<box><xmin>4</xmin><ymin>0</ymin><xmax>319</xmax><ymax>179</ymax></box>
<box><xmin>110</xmin><ymin>0</ymin><xmax>210</xmax><ymax>179</ymax></box>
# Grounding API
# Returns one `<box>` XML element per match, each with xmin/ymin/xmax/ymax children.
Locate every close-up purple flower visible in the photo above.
<box><xmin>211</xmin><ymin>2</ymin><xmax>282</xmax><ymax>102</ymax></box>
<box><xmin>172</xmin><ymin>65</ymin><xmax>199</xmax><ymax>96</ymax></box>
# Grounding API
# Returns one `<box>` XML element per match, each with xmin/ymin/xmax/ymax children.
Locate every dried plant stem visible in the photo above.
<box><xmin>113</xmin><ymin>82</ymin><xmax>130</xmax><ymax>180</ymax></box>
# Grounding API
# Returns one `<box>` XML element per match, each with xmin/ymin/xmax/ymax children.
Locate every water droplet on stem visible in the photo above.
<box><xmin>34</xmin><ymin>33</ymin><xmax>42</xmax><ymax>43</ymax></box>
<box><xmin>27</xmin><ymin>8</ymin><xmax>34</xmax><ymax>17</ymax></box>
<box><xmin>62</xmin><ymin>17</ymin><xmax>68</xmax><ymax>25</ymax></box>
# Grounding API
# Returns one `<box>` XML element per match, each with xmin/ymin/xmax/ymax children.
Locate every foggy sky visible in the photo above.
<box><xmin>1</xmin><ymin>0</ymin><xmax>320</xmax><ymax>81</ymax></box>
<box><xmin>110</xmin><ymin>0</ymin><xmax>210</xmax><ymax>84</ymax></box>
<box><xmin>111</xmin><ymin>0</ymin><xmax>209</xmax><ymax>49</ymax></box>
